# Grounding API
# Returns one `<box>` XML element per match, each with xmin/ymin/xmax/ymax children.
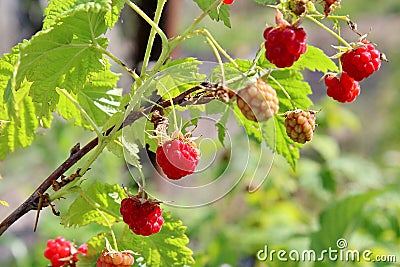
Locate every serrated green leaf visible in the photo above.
<box><xmin>16</xmin><ymin>4</ymin><xmax>110</xmax><ymax>113</ymax></box>
<box><xmin>0</xmin><ymin>45</ymin><xmax>47</xmax><ymax>159</ymax></box>
<box><xmin>233</xmin><ymin>105</ymin><xmax>262</xmax><ymax>143</ymax></box>
<box><xmin>44</xmin><ymin>0</ymin><xmax>124</xmax><ymax>29</ymax></box>
<box><xmin>119</xmin><ymin>212</ymin><xmax>195</xmax><ymax>267</ymax></box>
<box><xmin>262</xmin><ymin>116</ymin><xmax>301</xmax><ymax>170</ymax></box>
<box><xmin>216</xmin><ymin>106</ymin><xmax>230</xmax><ymax>146</ymax></box>
<box><xmin>61</xmin><ymin>182</ymin><xmax>127</xmax><ymax>227</ymax></box>
<box><xmin>193</xmin><ymin>0</ymin><xmax>231</xmax><ymax>27</ymax></box>
<box><xmin>292</xmin><ymin>45</ymin><xmax>339</xmax><ymax>72</ymax></box>
<box><xmin>310</xmin><ymin>190</ymin><xmax>384</xmax><ymax>255</ymax></box>
<box><xmin>268</xmin><ymin>69</ymin><xmax>313</xmax><ymax>113</ymax></box>
<box><xmin>156</xmin><ymin>58</ymin><xmax>206</xmax><ymax>98</ymax></box>
<box><xmin>57</xmin><ymin>69</ymin><xmax>121</xmax><ymax>129</ymax></box>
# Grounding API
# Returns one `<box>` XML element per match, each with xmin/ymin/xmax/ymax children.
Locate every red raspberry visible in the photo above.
<box><xmin>263</xmin><ymin>25</ymin><xmax>307</xmax><ymax>68</ymax></box>
<box><xmin>44</xmin><ymin>237</ymin><xmax>73</xmax><ymax>267</ymax></box>
<box><xmin>324</xmin><ymin>72</ymin><xmax>360</xmax><ymax>103</ymax></box>
<box><xmin>340</xmin><ymin>40</ymin><xmax>381</xmax><ymax>81</ymax></box>
<box><xmin>96</xmin><ymin>249</ymin><xmax>134</xmax><ymax>267</ymax></box>
<box><xmin>156</xmin><ymin>138</ymin><xmax>199</xmax><ymax>180</ymax></box>
<box><xmin>120</xmin><ymin>196</ymin><xmax>164</xmax><ymax>236</ymax></box>
<box><xmin>223</xmin><ymin>0</ymin><xmax>234</xmax><ymax>4</ymax></box>
<box><xmin>72</xmin><ymin>243</ymin><xmax>88</xmax><ymax>262</ymax></box>
<box><xmin>236</xmin><ymin>78</ymin><xmax>279</xmax><ymax>122</ymax></box>
<box><xmin>284</xmin><ymin>109</ymin><xmax>316</xmax><ymax>144</ymax></box>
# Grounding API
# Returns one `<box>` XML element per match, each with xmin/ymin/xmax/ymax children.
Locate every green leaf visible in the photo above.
<box><xmin>193</xmin><ymin>0</ymin><xmax>231</xmax><ymax>28</ymax></box>
<box><xmin>268</xmin><ymin>69</ymin><xmax>313</xmax><ymax>113</ymax></box>
<box><xmin>262</xmin><ymin>116</ymin><xmax>302</xmax><ymax>170</ymax></box>
<box><xmin>61</xmin><ymin>182</ymin><xmax>127</xmax><ymax>227</ymax></box>
<box><xmin>310</xmin><ymin>190</ymin><xmax>384</xmax><ymax>254</ymax></box>
<box><xmin>292</xmin><ymin>45</ymin><xmax>339</xmax><ymax>72</ymax></box>
<box><xmin>0</xmin><ymin>45</ymin><xmax>48</xmax><ymax>159</ymax></box>
<box><xmin>156</xmin><ymin>58</ymin><xmax>206</xmax><ymax>98</ymax></box>
<box><xmin>119</xmin><ymin>212</ymin><xmax>195</xmax><ymax>267</ymax></box>
<box><xmin>43</xmin><ymin>0</ymin><xmax>124</xmax><ymax>29</ymax></box>
<box><xmin>16</xmin><ymin>3</ymin><xmax>110</xmax><ymax>113</ymax></box>
<box><xmin>57</xmin><ymin>69</ymin><xmax>122</xmax><ymax>129</ymax></box>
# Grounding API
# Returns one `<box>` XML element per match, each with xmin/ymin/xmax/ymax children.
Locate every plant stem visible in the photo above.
<box><xmin>306</xmin><ymin>15</ymin><xmax>352</xmax><ymax>48</ymax></box>
<box><xmin>140</xmin><ymin>0</ymin><xmax>167</xmax><ymax>76</ymax></box>
<box><xmin>196</xmin><ymin>29</ymin><xmax>238</xmax><ymax>68</ymax></box>
<box><xmin>97</xmin><ymin>46</ymin><xmax>140</xmax><ymax>80</ymax></box>
<box><xmin>205</xmin><ymin>35</ymin><xmax>225</xmax><ymax>83</ymax></box>
<box><xmin>56</xmin><ymin>88</ymin><xmax>103</xmax><ymax>138</ymax></box>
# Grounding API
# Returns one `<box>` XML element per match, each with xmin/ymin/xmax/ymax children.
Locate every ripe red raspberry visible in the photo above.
<box><xmin>340</xmin><ymin>40</ymin><xmax>381</xmax><ymax>81</ymax></box>
<box><xmin>120</xmin><ymin>196</ymin><xmax>164</xmax><ymax>236</ymax></box>
<box><xmin>236</xmin><ymin>78</ymin><xmax>279</xmax><ymax>122</ymax></box>
<box><xmin>156</xmin><ymin>138</ymin><xmax>199</xmax><ymax>180</ymax></box>
<box><xmin>96</xmin><ymin>249</ymin><xmax>134</xmax><ymax>267</ymax></box>
<box><xmin>44</xmin><ymin>237</ymin><xmax>73</xmax><ymax>267</ymax></box>
<box><xmin>263</xmin><ymin>25</ymin><xmax>307</xmax><ymax>68</ymax></box>
<box><xmin>44</xmin><ymin>237</ymin><xmax>87</xmax><ymax>267</ymax></box>
<box><xmin>223</xmin><ymin>0</ymin><xmax>234</xmax><ymax>4</ymax></box>
<box><xmin>284</xmin><ymin>109</ymin><xmax>316</xmax><ymax>144</ymax></box>
<box><xmin>324</xmin><ymin>72</ymin><xmax>360</xmax><ymax>103</ymax></box>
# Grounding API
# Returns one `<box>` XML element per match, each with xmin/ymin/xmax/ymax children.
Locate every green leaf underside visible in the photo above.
<box><xmin>310</xmin><ymin>191</ymin><xmax>384</xmax><ymax>255</ymax></box>
<box><xmin>57</xmin><ymin>69</ymin><xmax>121</xmax><ymax>129</ymax></box>
<box><xmin>61</xmin><ymin>182</ymin><xmax>127</xmax><ymax>227</ymax></box>
<box><xmin>193</xmin><ymin>0</ymin><xmax>231</xmax><ymax>28</ymax></box>
<box><xmin>156</xmin><ymin>58</ymin><xmax>206</xmax><ymax>99</ymax></box>
<box><xmin>43</xmin><ymin>0</ymin><xmax>124</xmax><ymax>29</ymax></box>
<box><xmin>16</xmin><ymin>4</ymin><xmax>110</xmax><ymax>113</ymax></box>
<box><xmin>263</xmin><ymin>116</ymin><xmax>301</xmax><ymax>170</ymax></box>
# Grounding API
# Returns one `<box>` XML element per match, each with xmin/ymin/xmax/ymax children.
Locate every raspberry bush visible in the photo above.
<box><xmin>0</xmin><ymin>0</ymin><xmax>390</xmax><ymax>266</ymax></box>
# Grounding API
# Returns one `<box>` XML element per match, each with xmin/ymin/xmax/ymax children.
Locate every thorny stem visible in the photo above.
<box><xmin>140</xmin><ymin>0</ymin><xmax>167</xmax><ymax>76</ymax></box>
<box><xmin>306</xmin><ymin>15</ymin><xmax>352</xmax><ymax>48</ymax></box>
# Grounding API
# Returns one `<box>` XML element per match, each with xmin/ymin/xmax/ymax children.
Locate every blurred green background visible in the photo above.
<box><xmin>1</xmin><ymin>0</ymin><xmax>400</xmax><ymax>266</ymax></box>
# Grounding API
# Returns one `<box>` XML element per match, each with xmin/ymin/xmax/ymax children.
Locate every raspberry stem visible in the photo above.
<box><xmin>306</xmin><ymin>15</ymin><xmax>351</xmax><ymax>49</ymax></box>
<box><xmin>139</xmin><ymin>0</ymin><xmax>167</xmax><ymax>77</ymax></box>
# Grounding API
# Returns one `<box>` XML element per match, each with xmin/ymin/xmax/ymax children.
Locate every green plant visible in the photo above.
<box><xmin>0</xmin><ymin>0</ymin><xmax>394</xmax><ymax>266</ymax></box>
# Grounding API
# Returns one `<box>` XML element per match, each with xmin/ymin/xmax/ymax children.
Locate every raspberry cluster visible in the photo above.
<box><xmin>284</xmin><ymin>110</ymin><xmax>316</xmax><ymax>144</ymax></box>
<box><xmin>44</xmin><ymin>237</ymin><xmax>87</xmax><ymax>267</ymax></box>
<box><xmin>340</xmin><ymin>40</ymin><xmax>381</xmax><ymax>81</ymax></box>
<box><xmin>263</xmin><ymin>25</ymin><xmax>307</xmax><ymax>68</ymax></box>
<box><xmin>120</xmin><ymin>195</ymin><xmax>164</xmax><ymax>236</ymax></box>
<box><xmin>236</xmin><ymin>78</ymin><xmax>279</xmax><ymax>122</ymax></box>
<box><xmin>96</xmin><ymin>249</ymin><xmax>135</xmax><ymax>267</ymax></box>
<box><xmin>156</xmin><ymin>139</ymin><xmax>200</xmax><ymax>180</ymax></box>
<box><xmin>324</xmin><ymin>72</ymin><xmax>360</xmax><ymax>103</ymax></box>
